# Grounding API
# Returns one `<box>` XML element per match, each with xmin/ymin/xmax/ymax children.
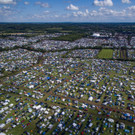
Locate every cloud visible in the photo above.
<box><xmin>86</xmin><ymin>9</ymin><xmax>89</xmax><ymax>14</ymax></box>
<box><xmin>90</xmin><ymin>10</ymin><xmax>99</xmax><ymax>16</ymax></box>
<box><xmin>73</xmin><ymin>9</ymin><xmax>91</xmax><ymax>17</ymax></box>
<box><xmin>128</xmin><ymin>6</ymin><xmax>135</xmax><ymax>11</ymax></box>
<box><xmin>0</xmin><ymin>6</ymin><xmax>12</xmax><ymax>16</ymax></box>
<box><xmin>122</xmin><ymin>0</ymin><xmax>131</xmax><ymax>4</ymax></box>
<box><xmin>66</xmin><ymin>4</ymin><xmax>79</xmax><ymax>10</ymax></box>
<box><xmin>24</xmin><ymin>1</ymin><xmax>29</xmax><ymax>5</ymax></box>
<box><xmin>35</xmin><ymin>1</ymin><xmax>49</xmax><ymax>8</ymax></box>
<box><xmin>44</xmin><ymin>10</ymin><xmax>50</xmax><ymax>14</ymax></box>
<box><xmin>99</xmin><ymin>7</ymin><xmax>126</xmax><ymax>16</ymax></box>
<box><xmin>72</xmin><ymin>7</ymin><xmax>129</xmax><ymax>18</ymax></box>
<box><xmin>127</xmin><ymin>6</ymin><xmax>135</xmax><ymax>17</ymax></box>
<box><xmin>31</xmin><ymin>11</ymin><xmax>50</xmax><ymax>19</ymax></box>
<box><xmin>0</xmin><ymin>0</ymin><xmax>16</xmax><ymax>4</ymax></box>
<box><xmin>3</xmin><ymin>5</ymin><xmax>10</xmax><ymax>9</ymax></box>
<box><xmin>94</xmin><ymin>0</ymin><xmax>113</xmax><ymax>6</ymax></box>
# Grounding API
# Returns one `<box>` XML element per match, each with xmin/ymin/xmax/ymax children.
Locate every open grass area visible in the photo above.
<box><xmin>98</xmin><ymin>49</ymin><xmax>113</xmax><ymax>59</ymax></box>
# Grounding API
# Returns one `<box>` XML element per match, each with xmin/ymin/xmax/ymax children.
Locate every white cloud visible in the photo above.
<box><xmin>24</xmin><ymin>1</ymin><xmax>29</xmax><ymax>5</ymax></box>
<box><xmin>90</xmin><ymin>10</ymin><xmax>99</xmax><ymax>16</ymax></box>
<box><xmin>32</xmin><ymin>14</ymin><xmax>43</xmax><ymax>19</ymax></box>
<box><xmin>66</xmin><ymin>4</ymin><xmax>79</xmax><ymax>10</ymax></box>
<box><xmin>35</xmin><ymin>1</ymin><xmax>49</xmax><ymax>8</ymax></box>
<box><xmin>0</xmin><ymin>0</ymin><xmax>16</xmax><ymax>4</ymax></box>
<box><xmin>122</xmin><ymin>0</ymin><xmax>131</xmax><ymax>4</ymax></box>
<box><xmin>99</xmin><ymin>7</ymin><xmax>126</xmax><ymax>16</ymax></box>
<box><xmin>3</xmin><ymin>5</ymin><xmax>10</xmax><ymax>9</ymax></box>
<box><xmin>31</xmin><ymin>11</ymin><xmax>50</xmax><ymax>19</ymax></box>
<box><xmin>72</xmin><ymin>7</ymin><xmax>129</xmax><ymax>18</ymax></box>
<box><xmin>94</xmin><ymin>0</ymin><xmax>113</xmax><ymax>6</ymax></box>
<box><xmin>86</xmin><ymin>9</ymin><xmax>89</xmax><ymax>14</ymax></box>
<box><xmin>54</xmin><ymin>15</ymin><xmax>59</xmax><ymax>18</ymax></box>
<box><xmin>128</xmin><ymin>6</ymin><xmax>135</xmax><ymax>11</ymax></box>
<box><xmin>73</xmin><ymin>9</ymin><xmax>90</xmax><ymax>17</ymax></box>
<box><xmin>0</xmin><ymin>6</ymin><xmax>12</xmax><ymax>16</ymax></box>
<box><xmin>73</xmin><ymin>11</ymin><xmax>83</xmax><ymax>16</ymax></box>
<box><xmin>44</xmin><ymin>10</ymin><xmax>50</xmax><ymax>14</ymax></box>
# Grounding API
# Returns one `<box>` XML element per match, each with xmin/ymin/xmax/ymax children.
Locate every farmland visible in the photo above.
<box><xmin>98</xmin><ymin>49</ymin><xmax>113</xmax><ymax>59</ymax></box>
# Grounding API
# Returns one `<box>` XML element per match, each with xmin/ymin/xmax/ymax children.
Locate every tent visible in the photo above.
<box><xmin>0</xmin><ymin>133</ymin><xmax>6</xmax><ymax>135</ymax></box>
<box><xmin>47</xmin><ymin>77</ymin><xmax>51</xmax><ymax>80</ymax></box>
<box><xmin>88</xmin><ymin>96</ymin><xmax>93</xmax><ymax>101</ymax></box>
<box><xmin>0</xmin><ymin>124</ymin><xmax>5</xmax><ymax>129</ymax></box>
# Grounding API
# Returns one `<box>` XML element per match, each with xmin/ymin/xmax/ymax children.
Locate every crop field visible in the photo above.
<box><xmin>98</xmin><ymin>49</ymin><xmax>113</xmax><ymax>59</ymax></box>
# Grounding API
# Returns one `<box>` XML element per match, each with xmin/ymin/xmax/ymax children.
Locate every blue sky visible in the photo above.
<box><xmin>0</xmin><ymin>0</ymin><xmax>135</xmax><ymax>22</ymax></box>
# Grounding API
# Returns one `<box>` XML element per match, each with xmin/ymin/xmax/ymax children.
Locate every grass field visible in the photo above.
<box><xmin>98</xmin><ymin>49</ymin><xmax>113</xmax><ymax>59</ymax></box>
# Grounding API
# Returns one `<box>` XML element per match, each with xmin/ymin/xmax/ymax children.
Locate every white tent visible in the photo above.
<box><xmin>62</xmin><ymin>112</ymin><xmax>65</xmax><ymax>115</ymax></box>
<box><xmin>108</xmin><ymin>118</ymin><xmax>114</xmax><ymax>123</ymax></box>
<box><xmin>9</xmin><ymin>104</ymin><xmax>14</xmax><ymax>107</ymax></box>
<box><xmin>0</xmin><ymin>133</ymin><xmax>6</xmax><ymax>135</ymax></box>
<box><xmin>0</xmin><ymin>124</ymin><xmax>5</xmax><ymax>129</ymax></box>
<box><xmin>73</xmin><ymin>123</ymin><xmax>77</xmax><ymax>127</ymax></box>
<box><xmin>29</xmin><ymin>85</ymin><xmax>34</xmax><ymax>89</ymax></box>
<box><xmin>3</xmin><ymin>107</ymin><xmax>8</xmax><ymax>111</ymax></box>
<box><xmin>88</xmin><ymin>96</ymin><xmax>93</xmax><ymax>101</ymax></box>
<box><xmin>0</xmin><ymin>109</ymin><xmax>4</xmax><ymax>114</ymax></box>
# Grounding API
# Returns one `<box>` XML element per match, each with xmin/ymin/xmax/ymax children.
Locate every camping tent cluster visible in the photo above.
<box><xmin>30</xmin><ymin>38</ymin><xmax>111</xmax><ymax>51</ymax></box>
<box><xmin>0</xmin><ymin>41</ymin><xmax>135</xmax><ymax>134</ymax></box>
<box><xmin>131</xmin><ymin>36</ymin><xmax>135</xmax><ymax>48</ymax></box>
<box><xmin>43</xmin><ymin>51</ymin><xmax>67</xmax><ymax>58</ymax></box>
<box><xmin>1</xmin><ymin>57</ymin><xmax>135</xmax><ymax>112</ymax></box>
<box><xmin>0</xmin><ymin>49</ymin><xmax>42</xmax><ymax>76</ymax></box>
<box><xmin>67</xmin><ymin>49</ymin><xmax>99</xmax><ymax>58</ymax></box>
<box><xmin>30</xmin><ymin>34</ymin><xmax>134</xmax><ymax>51</ymax></box>
<box><xmin>0</xmin><ymin>33</ymin><xmax>62</xmax><ymax>49</ymax></box>
<box><xmin>128</xmin><ymin>50</ymin><xmax>135</xmax><ymax>60</ymax></box>
<box><xmin>0</xmin><ymin>32</ymin><xmax>134</xmax><ymax>51</ymax></box>
<box><xmin>0</xmin><ymin>38</ymin><xmax>27</xmax><ymax>49</ymax></box>
<box><xmin>0</xmin><ymin>94</ymin><xmax>134</xmax><ymax>135</ymax></box>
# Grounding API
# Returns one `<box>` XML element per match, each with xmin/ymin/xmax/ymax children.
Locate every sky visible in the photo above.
<box><xmin>0</xmin><ymin>0</ymin><xmax>135</xmax><ymax>22</ymax></box>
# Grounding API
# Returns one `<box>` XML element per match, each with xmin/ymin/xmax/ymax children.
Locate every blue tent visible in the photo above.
<box><xmin>129</xmin><ymin>116</ymin><xmax>132</xmax><ymax>119</ymax></box>
<box><xmin>28</xmin><ymin>93</ymin><xmax>31</xmax><ymax>95</ymax></box>
<box><xmin>47</xmin><ymin>77</ymin><xmax>51</xmax><ymax>80</ymax></box>
<box><xmin>35</xmin><ymin>102</ymin><xmax>38</xmax><ymax>104</ymax></box>
<box><xmin>40</xmin><ymin>102</ymin><xmax>44</xmax><ymax>105</ymax></box>
<box><xmin>124</xmin><ymin>129</ymin><xmax>130</xmax><ymax>133</ymax></box>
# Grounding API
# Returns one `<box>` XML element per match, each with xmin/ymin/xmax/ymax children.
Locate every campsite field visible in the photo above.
<box><xmin>0</xmin><ymin>50</ymin><xmax>135</xmax><ymax>135</ymax></box>
<box><xmin>0</xmin><ymin>23</ymin><xmax>135</xmax><ymax>135</ymax></box>
<box><xmin>98</xmin><ymin>49</ymin><xmax>113</xmax><ymax>59</ymax></box>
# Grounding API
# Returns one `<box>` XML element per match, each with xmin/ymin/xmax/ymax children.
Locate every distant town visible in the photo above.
<box><xmin>0</xmin><ymin>23</ymin><xmax>135</xmax><ymax>135</ymax></box>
